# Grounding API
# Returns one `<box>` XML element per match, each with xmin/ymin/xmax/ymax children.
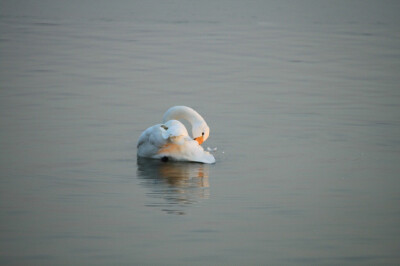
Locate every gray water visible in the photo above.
<box><xmin>1</xmin><ymin>1</ymin><xmax>400</xmax><ymax>265</ymax></box>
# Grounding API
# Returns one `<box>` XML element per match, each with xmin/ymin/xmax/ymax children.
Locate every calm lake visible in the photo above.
<box><xmin>1</xmin><ymin>0</ymin><xmax>400</xmax><ymax>265</ymax></box>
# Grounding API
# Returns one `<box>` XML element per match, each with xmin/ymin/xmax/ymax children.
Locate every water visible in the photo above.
<box><xmin>1</xmin><ymin>0</ymin><xmax>400</xmax><ymax>265</ymax></box>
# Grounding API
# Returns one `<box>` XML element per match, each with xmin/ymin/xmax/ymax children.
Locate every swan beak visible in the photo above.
<box><xmin>194</xmin><ymin>136</ymin><xmax>204</xmax><ymax>145</ymax></box>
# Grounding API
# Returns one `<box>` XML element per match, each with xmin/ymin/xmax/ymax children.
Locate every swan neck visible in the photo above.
<box><xmin>163</xmin><ymin>106</ymin><xmax>204</xmax><ymax>125</ymax></box>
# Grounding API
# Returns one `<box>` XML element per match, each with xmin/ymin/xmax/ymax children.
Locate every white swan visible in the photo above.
<box><xmin>137</xmin><ymin>106</ymin><xmax>216</xmax><ymax>164</ymax></box>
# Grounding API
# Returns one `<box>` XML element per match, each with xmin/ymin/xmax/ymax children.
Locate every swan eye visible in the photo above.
<box><xmin>202</xmin><ymin>132</ymin><xmax>204</xmax><ymax>136</ymax></box>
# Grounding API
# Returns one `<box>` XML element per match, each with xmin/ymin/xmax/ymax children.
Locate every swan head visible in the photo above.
<box><xmin>193</xmin><ymin>122</ymin><xmax>210</xmax><ymax>145</ymax></box>
<box><xmin>162</xmin><ymin>106</ymin><xmax>211</xmax><ymax>145</ymax></box>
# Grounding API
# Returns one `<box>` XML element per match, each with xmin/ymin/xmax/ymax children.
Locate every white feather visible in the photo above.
<box><xmin>137</xmin><ymin>107</ymin><xmax>215</xmax><ymax>164</ymax></box>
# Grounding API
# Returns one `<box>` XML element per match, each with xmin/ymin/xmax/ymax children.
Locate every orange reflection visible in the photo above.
<box><xmin>137</xmin><ymin>158</ymin><xmax>211</xmax><ymax>214</ymax></box>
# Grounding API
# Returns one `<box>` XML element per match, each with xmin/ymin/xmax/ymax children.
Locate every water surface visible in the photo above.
<box><xmin>1</xmin><ymin>1</ymin><xmax>400</xmax><ymax>265</ymax></box>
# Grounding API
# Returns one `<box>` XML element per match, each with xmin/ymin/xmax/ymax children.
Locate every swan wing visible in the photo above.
<box><xmin>137</xmin><ymin>120</ymin><xmax>188</xmax><ymax>157</ymax></box>
<box><xmin>162</xmin><ymin>120</ymin><xmax>189</xmax><ymax>145</ymax></box>
<box><xmin>137</xmin><ymin>120</ymin><xmax>215</xmax><ymax>164</ymax></box>
<box><xmin>137</xmin><ymin>124</ymin><xmax>167</xmax><ymax>157</ymax></box>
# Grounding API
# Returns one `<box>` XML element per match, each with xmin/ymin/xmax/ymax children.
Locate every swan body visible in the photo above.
<box><xmin>137</xmin><ymin>106</ymin><xmax>215</xmax><ymax>164</ymax></box>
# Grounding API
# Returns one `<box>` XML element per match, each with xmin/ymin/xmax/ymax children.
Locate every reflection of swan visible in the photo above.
<box><xmin>137</xmin><ymin>158</ymin><xmax>210</xmax><ymax>215</ymax></box>
<box><xmin>137</xmin><ymin>106</ymin><xmax>215</xmax><ymax>164</ymax></box>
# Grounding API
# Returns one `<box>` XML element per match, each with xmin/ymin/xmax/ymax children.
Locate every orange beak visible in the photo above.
<box><xmin>194</xmin><ymin>136</ymin><xmax>204</xmax><ymax>145</ymax></box>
